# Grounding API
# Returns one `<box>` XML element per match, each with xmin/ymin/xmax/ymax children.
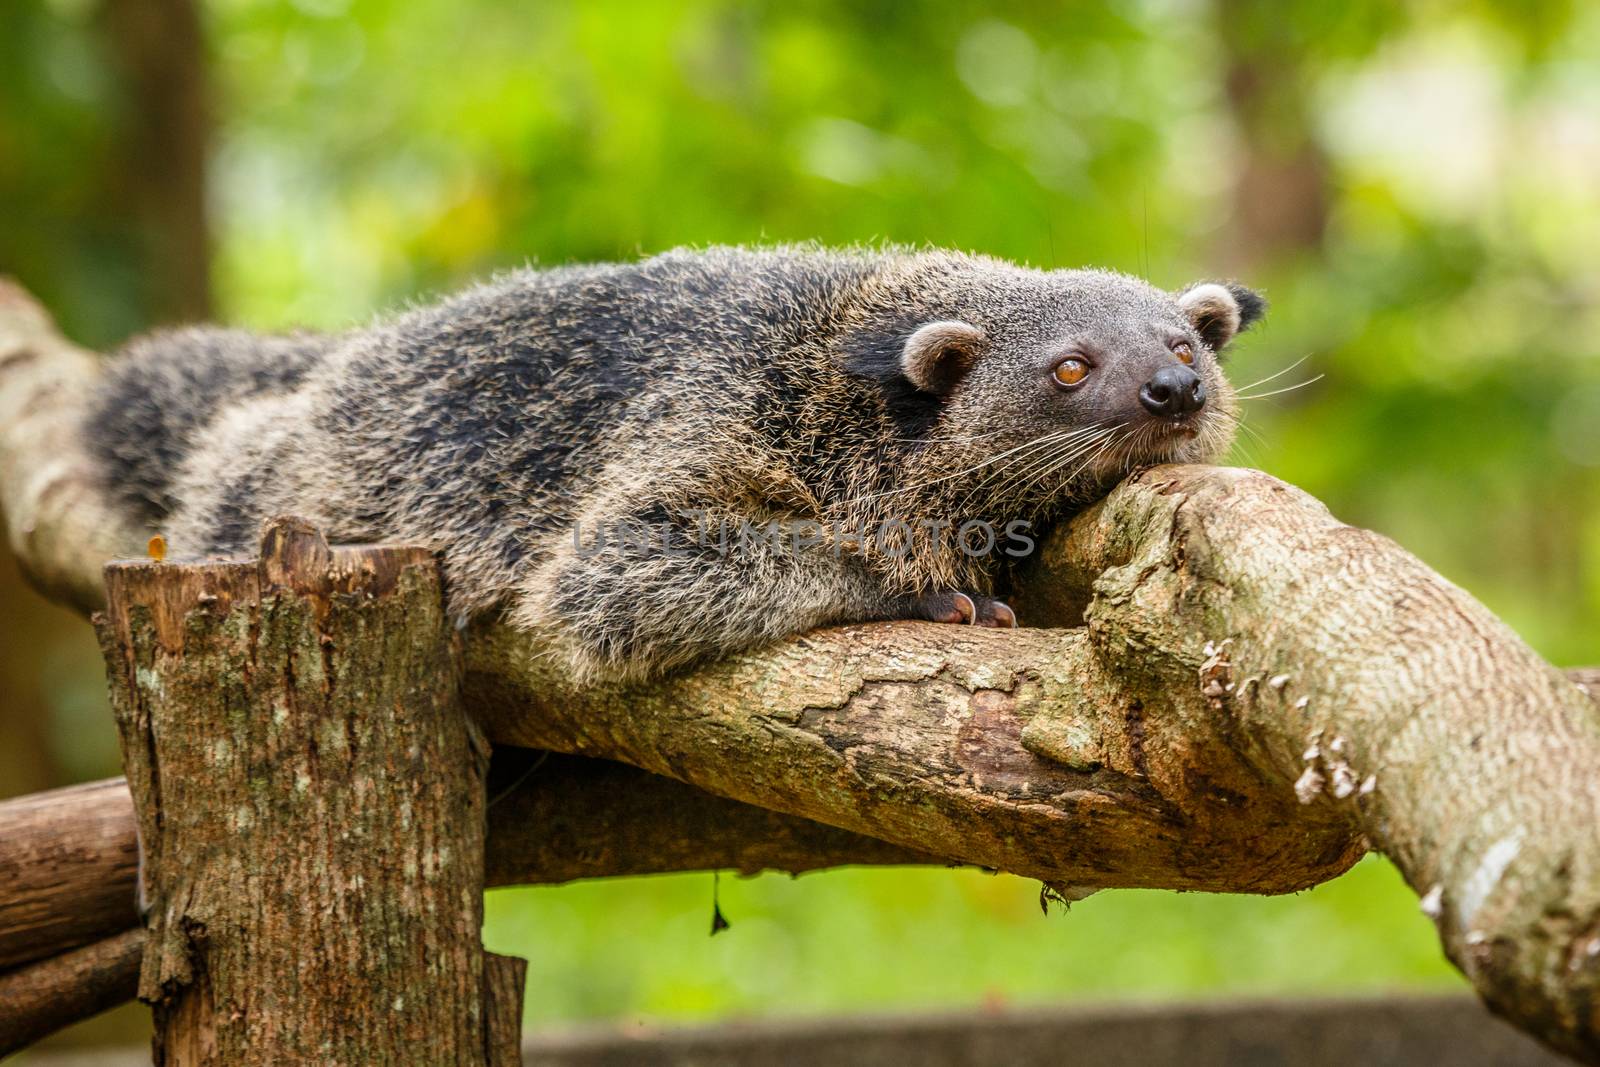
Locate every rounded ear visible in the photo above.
<box><xmin>1178</xmin><ymin>282</ymin><xmax>1267</xmax><ymax>352</ymax></box>
<box><xmin>901</xmin><ymin>320</ymin><xmax>987</xmax><ymax>394</ymax></box>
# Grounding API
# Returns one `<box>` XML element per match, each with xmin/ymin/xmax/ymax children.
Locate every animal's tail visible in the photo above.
<box><xmin>84</xmin><ymin>326</ymin><xmax>334</xmax><ymax>523</ymax></box>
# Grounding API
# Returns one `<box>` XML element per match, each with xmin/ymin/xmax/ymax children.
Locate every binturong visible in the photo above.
<box><xmin>85</xmin><ymin>245</ymin><xmax>1266</xmax><ymax>682</ymax></box>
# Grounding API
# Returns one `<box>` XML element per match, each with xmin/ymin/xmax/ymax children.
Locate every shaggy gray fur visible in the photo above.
<box><xmin>86</xmin><ymin>245</ymin><xmax>1263</xmax><ymax>681</ymax></box>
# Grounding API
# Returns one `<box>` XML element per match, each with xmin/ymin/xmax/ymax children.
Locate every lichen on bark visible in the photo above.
<box><xmin>98</xmin><ymin>519</ymin><xmax>520</xmax><ymax>1066</ymax></box>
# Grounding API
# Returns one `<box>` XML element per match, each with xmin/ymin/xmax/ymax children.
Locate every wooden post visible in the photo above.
<box><xmin>96</xmin><ymin>517</ymin><xmax>524</xmax><ymax>1066</ymax></box>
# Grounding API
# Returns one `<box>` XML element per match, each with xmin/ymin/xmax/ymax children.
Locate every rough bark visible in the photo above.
<box><xmin>98</xmin><ymin>518</ymin><xmax>519</xmax><ymax>1065</ymax></box>
<box><xmin>0</xmin><ymin>928</ymin><xmax>144</xmax><ymax>1054</ymax></box>
<box><xmin>0</xmin><ymin>779</ymin><xmax>138</xmax><ymax>971</ymax></box>
<box><xmin>468</xmin><ymin>623</ymin><xmax>1365</xmax><ymax>896</ymax></box>
<box><xmin>5</xmin><ymin>284</ymin><xmax>1600</xmax><ymax>1058</ymax></box>
<box><xmin>1023</xmin><ymin>467</ymin><xmax>1600</xmax><ymax>1060</ymax></box>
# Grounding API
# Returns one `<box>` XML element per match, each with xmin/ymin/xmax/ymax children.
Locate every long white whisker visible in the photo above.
<box><xmin>964</xmin><ymin>422</ymin><xmax>1115</xmax><ymax>506</ymax></box>
<box><xmin>987</xmin><ymin>425</ymin><xmax>1117</xmax><ymax>499</ymax></box>
<box><xmin>1012</xmin><ymin>424</ymin><xmax>1122</xmax><ymax>500</ymax></box>
<box><xmin>1235</xmin><ymin>374</ymin><xmax>1325</xmax><ymax>402</ymax></box>
<box><xmin>1060</xmin><ymin>432</ymin><xmax>1121</xmax><ymax>485</ymax></box>
<box><xmin>842</xmin><ymin>423</ymin><xmax>1109</xmax><ymax>506</ymax></box>
<box><xmin>1109</xmin><ymin>422</ymin><xmax>1153</xmax><ymax>472</ymax></box>
<box><xmin>1232</xmin><ymin>353</ymin><xmax>1313</xmax><ymax>394</ymax></box>
<box><xmin>1114</xmin><ymin>421</ymin><xmax>1154</xmax><ymax>467</ymax></box>
<box><xmin>1233</xmin><ymin>415</ymin><xmax>1269</xmax><ymax>451</ymax></box>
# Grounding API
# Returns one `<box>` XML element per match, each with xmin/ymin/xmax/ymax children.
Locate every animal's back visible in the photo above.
<box><xmin>88</xmin><ymin>327</ymin><xmax>334</xmax><ymax>522</ymax></box>
<box><xmin>85</xmin><ymin>246</ymin><xmax>885</xmax><ymax>618</ymax></box>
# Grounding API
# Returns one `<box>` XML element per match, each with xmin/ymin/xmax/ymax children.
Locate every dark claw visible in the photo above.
<box><xmin>980</xmin><ymin>599</ymin><xmax>1018</xmax><ymax>629</ymax></box>
<box><xmin>911</xmin><ymin>591</ymin><xmax>1018</xmax><ymax>628</ymax></box>
<box><xmin>951</xmin><ymin>591</ymin><xmax>977</xmax><ymax>624</ymax></box>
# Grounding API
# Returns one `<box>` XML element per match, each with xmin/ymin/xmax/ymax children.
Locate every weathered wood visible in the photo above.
<box><xmin>0</xmin><ymin>778</ymin><xmax>138</xmax><ymax>970</ymax></box>
<box><xmin>482</xmin><ymin>752</ymin><xmax>930</xmax><ymax>885</ymax></box>
<box><xmin>97</xmin><ymin>517</ymin><xmax>504</xmax><ymax>1066</ymax></box>
<box><xmin>0</xmin><ymin>929</ymin><xmax>143</xmax><ymax>1054</ymax></box>
<box><xmin>1025</xmin><ymin>466</ymin><xmax>1600</xmax><ymax>1062</ymax></box>
<box><xmin>467</xmin><ymin>622</ymin><xmax>1368</xmax><ymax>896</ymax></box>
<box><xmin>0</xmin><ymin>756</ymin><xmax>926</xmax><ymax>960</ymax></box>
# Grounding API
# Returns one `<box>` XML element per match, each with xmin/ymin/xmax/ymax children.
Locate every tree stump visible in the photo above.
<box><xmin>96</xmin><ymin>517</ymin><xmax>523</xmax><ymax>1066</ymax></box>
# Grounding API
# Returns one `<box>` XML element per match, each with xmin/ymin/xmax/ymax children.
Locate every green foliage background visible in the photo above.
<box><xmin>4</xmin><ymin>0</ymin><xmax>1598</xmax><ymax>1038</ymax></box>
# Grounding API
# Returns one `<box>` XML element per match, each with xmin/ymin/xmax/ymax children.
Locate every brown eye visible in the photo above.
<box><xmin>1173</xmin><ymin>342</ymin><xmax>1195</xmax><ymax>365</ymax></box>
<box><xmin>1052</xmin><ymin>357</ymin><xmax>1090</xmax><ymax>388</ymax></box>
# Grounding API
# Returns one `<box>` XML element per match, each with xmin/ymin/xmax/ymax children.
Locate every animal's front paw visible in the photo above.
<box><xmin>910</xmin><ymin>590</ymin><xmax>1018</xmax><ymax>628</ymax></box>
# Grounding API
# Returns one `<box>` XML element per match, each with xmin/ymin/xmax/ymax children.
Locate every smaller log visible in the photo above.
<box><xmin>0</xmin><ymin>929</ymin><xmax>143</xmax><ymax>1053</ymax></box>
<box><xmin>0</xmin><ymin>778</ymin><xmax>138</xmax><ymax>970</ymax></box>
<box><xmin>483</xmin><ymin>751</ymin><xmax>931</xmax><ymax>886</ymax></box>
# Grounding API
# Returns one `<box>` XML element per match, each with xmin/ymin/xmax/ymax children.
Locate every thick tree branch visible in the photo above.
<box><xmin>465</xmin><ymin>477</ymin><xmax>1600</xmax><ymax>1057</ymax></box>
<box><xmin>1025</xmin><ymin>468</ymin><xmax>1600</xmax><ymax>1059</ymax></box>
<box><xmin>4</xmin><ymin>283</ymin><xmax>1600</xmax><ymax>1059</ymax></box>
<box><xmin>468</xmin><ymin>621</ymin><xmax>1366</xmax><ymax>894</ymax></box>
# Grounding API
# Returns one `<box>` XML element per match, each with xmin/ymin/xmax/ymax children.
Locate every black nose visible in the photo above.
<box><xmin>1139</xmin><ymin>364</ymin><xmax>1206</xmax><ymax>418</ymax></box>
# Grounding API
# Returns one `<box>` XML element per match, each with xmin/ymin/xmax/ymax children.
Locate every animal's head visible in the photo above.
<box><xmin>867</xmin><ymin>261</ymin><xmax>1265</xmax><ymax>512</ymax></box>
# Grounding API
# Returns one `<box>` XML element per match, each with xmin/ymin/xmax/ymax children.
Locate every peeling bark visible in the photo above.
<box><xmin>468</xmin><ymin>624</ymin><xmax>1364</xmax><ymax>896</ymax></box>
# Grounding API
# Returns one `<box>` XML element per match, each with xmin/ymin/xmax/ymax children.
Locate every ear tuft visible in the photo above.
<box><xmin>1178</xmin><ymin>282</ymin><xmax>1267</xmax><ymax>352</ymax></box>
<box><xmin>901</xmin><ymin>320</ymin><xmax>987</xmax><ymax>394</ymax></box>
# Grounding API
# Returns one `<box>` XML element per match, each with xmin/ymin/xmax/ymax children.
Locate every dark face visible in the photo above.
<box><xmin>1032</xmin><ymin>315</ymin><xmax>1226</xmax><ymax>467</ymax></box>
<box><xmin>898</xmin><ymin>271</ymin><xmax>1263</xmax><ymax>511</ymax></box>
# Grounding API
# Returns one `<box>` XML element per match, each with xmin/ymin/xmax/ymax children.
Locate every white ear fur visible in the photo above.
<box><xmin>901</xmin><ymin>320</ymin><xmax>987</xmax><ymax>394</ymax></box>
<box><xmin>1178</xmin><ymin>283</ymin><xmax>1243</xmax><ymax>350</ymax></box>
